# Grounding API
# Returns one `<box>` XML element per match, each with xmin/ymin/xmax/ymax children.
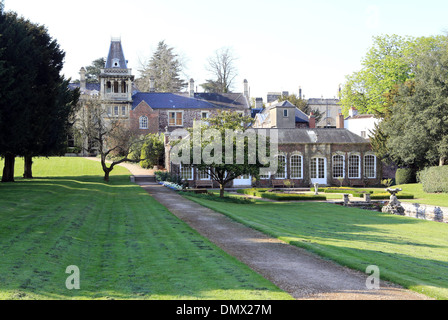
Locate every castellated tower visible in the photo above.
<box><xmin>99</xmin><ymin>37</ymin><xmax>134</xmax><ymax>123</ymax></box>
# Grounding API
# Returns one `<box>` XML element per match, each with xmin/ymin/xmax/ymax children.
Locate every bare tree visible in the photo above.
<box><xmin>201</xmin><ymin>47</ymin><xmax>238</xmax><ymax>93</ymax></box>
<box><xmin>75</xmin><ymin>96</ymin><xmax>145</xmax><ymax>182</ymax></box>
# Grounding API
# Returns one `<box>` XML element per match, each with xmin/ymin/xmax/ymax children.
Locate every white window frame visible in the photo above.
<box><xmin>139</xmin><ymin>116</ymin><xmax>148</xmax><ymax>129</ymax></box>
<box><xmin>198</xmin><ymin>168</ymin><xmax>211</xmax><ymax>180</ymax></box>
<box><xmin>348</xmin><ymin>154</ymin><xmax>361</xmax><ymax>179</ymax></box>
<box><xmin>332</xmin><ymin>154</ymin><xmax>345</xmax><ymax>179</ymax></box>
<box><xmin>113</xmin><ymin>106</ymin><xmax>119</xmax><ymax>117</ymax></box>
<box><xmin>283</xmin><ymin>109</ymin><xmax>288</xmax><ymax>117</ymax></box>
<box><xmin>290</xmin><ymin>154</ymin><xmax>303</xmax><ymax>179</ymax></box>
<box><xmin>364</xmin><ymin>154</ymin><xmax>377</xmax><ymax>179</ymax></box>
<box><xmin>274</xmin><ymin>155</ymin><xmax>287</xmax><ymax>179</ymax></box>
<box><xmin>121</xmin><ymin>106</ymin><xmax>126</xmax><ymax>116</ymax></box>
<box><xmin>179</xmin><ymin>164</ymin><xmax>193</xmax><ymax>181</ymax></box>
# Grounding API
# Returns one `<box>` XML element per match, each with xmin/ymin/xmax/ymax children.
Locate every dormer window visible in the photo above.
<box><xmin>112</xmin><ymin>58</ymin><xmax>120</xmax><ymax>68</ymax></box>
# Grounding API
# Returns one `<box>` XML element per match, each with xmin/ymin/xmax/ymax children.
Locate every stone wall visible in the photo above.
<box><xmin>401</xmin><ymin>202</ymin><xmax>448</xmax><ymax>223</ymax></box>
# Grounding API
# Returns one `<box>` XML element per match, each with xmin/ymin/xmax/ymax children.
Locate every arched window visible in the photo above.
<box><xmin>139</xmin><ymin>116</ymin><xmax>148</xmax><ymax>129</ymax></box>
<box><xmin>290</xmin><ymin>155</ymin><xmax>303</xmax><ymax>179</ymax></box>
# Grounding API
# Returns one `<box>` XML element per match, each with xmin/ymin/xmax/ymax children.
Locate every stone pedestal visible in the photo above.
<box><xmin>381</xmin><ymin>188</ymin><xmax>405</xmax><ymax>215</ymax></box>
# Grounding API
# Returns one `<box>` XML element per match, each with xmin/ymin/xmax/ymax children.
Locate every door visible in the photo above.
<box><xmin>310</xmin><ymin>157</ymin><xmax>327</xmax><ymax>185</ymax></box>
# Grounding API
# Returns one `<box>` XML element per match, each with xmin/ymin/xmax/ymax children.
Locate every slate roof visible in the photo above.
<box><xmin>255</xmin><ymin>128</ymin><xmax>368</xmax><ymax>144</ymax></box>
<box><xmin>132</xmin><ymin>92</ymin><xmax>250</xmax><ymax>111</ymax></box>
<box><xmin>132</xmin><ymin>92</ymin><xmax>216</xmax><ymax>110</ymax></box>
<box><xmin>105</xmin><ymin>40</ymin><xmax>128</xmax><ymax>69</ymax></box>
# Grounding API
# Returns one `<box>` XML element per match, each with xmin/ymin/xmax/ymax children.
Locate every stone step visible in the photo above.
<box><xmin>131</xmin><ymin>175</ymin><xmax>155</xmax><ymax>183</ymax></box>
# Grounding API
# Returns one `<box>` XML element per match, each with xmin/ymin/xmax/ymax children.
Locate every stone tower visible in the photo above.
<box><xmin>99</xmin><ymin>37</ymin><xmax>134</xmax><ymax>121</ymax></box>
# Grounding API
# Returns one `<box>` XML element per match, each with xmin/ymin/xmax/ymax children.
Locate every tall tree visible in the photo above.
<box><xmin>201</xmin><ymin>47</ymin><xmax>237</xmax><ymax>93</ymax></box>
<box><xmin>137</xmin><ymin>40</ymin><xmax>187</xmax><ymax>92</ymax></box>
<box><xmin>340</xmin><ymin>34</ymin><xmax>448</xmax><ymax>117</ymax></box>
<box><xmin>85</xmin><ymin>57</ymin><xmax>105</xmax><ymax>83</ymax></box>
<box><xmin>380</xmin><ymin>42</ymin><xmax>448</xmax><ymax>170</ymax></box>
<box><xmin>0</xmin><ymin>10</ymin><xmax>37</xmax><ymax>182</ymax></box>
<box><xmin>21</xmin><ymin>21</ymin><xmax>79</xmax><ymax>178</ymax></box>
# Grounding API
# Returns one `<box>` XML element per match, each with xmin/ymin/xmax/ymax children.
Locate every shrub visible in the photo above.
<box><xmin>236</xmin><ymin>188</ymin><xmax>269</xmax><ymax>197</ymax></box>
<box><xmin>395</xmin><ymin>168</ymin><xmax>415</xmax><ymax>185</ymax></box>
<box><xmin>418</xmin><ymin>166</ymin><xmax>448</xmax><ymax>193</ymax></box>
<box><xmin>180</xmin><ymin>191</ymin><xmax>254</xmax><ymax>204</ymax></box>
<box><xmin>261</xmin><ymin>192</ymin><xmax>326</xmax><ymax>201</ymax></box>
<box><xmin>140</xmin><ymin>133</ymin><xmax>165</xmax><ymax>169</ymax></box>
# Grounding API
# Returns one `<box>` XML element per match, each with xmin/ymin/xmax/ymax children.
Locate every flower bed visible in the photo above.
<box><xmin>159</xmin><ymin>181</ymin><xmax>183</xmax><ymax>191</ymax></box>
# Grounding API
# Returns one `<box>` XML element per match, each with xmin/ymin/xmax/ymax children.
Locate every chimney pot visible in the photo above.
<box><xmin>189</xmin><ymin>78</ymin><xmax>195</xmax><ymax>97</ymax></box>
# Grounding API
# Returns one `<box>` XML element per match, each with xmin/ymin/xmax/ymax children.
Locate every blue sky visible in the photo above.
<box><xmin>4</xmin><ymin>0</ymin><xmax>448</xmax><ymax>101</ymax></box>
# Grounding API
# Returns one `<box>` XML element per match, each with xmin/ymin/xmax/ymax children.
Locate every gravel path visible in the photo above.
<box><xmin>136</xmin><ymin>181</ymin><xmax>430</xmax><ymax>300</ymax></box>
<box><xmin>84</xmin><ymin>158</ymin><xmax>430</xmax><ymax>300</ymax></box>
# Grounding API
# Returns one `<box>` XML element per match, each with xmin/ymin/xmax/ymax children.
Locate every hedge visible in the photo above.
<box><xmin>261</xmin><ymin>192</ymin><xmax>326</xmax><ymax>201</ymax></box>
<box><xmin>418</xmin><ymin>166</ymin><xmax>448</xmax><ymax>193</ymax></box>
<box><xmin>236</xmin><ymin>188</ymin><xmax>270</xmax><ymax>197</ymax></box>
<box><xmin>395</xmin><ymin>168</ymin><xmax>415</xmax><ymax>185</ymax></box>
<box><xmin>369</xmin><ymin>193</ymin><xmax>414</xmax><ymax>200</ymax></box>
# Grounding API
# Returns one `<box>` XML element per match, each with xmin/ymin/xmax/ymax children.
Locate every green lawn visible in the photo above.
<box><xmin>0</xmin><ymin>157</ymin><xmax>291</xmax><ymax>300</ymax></box>
<box><xmin>183</xmin><ymin>194</ymin><xmax>448</xmax><ymax>300</ymax></box>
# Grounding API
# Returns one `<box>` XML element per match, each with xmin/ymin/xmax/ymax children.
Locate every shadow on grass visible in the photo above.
<box><xmin>182</xmin><ymin>196</ymin><xmax>448</xmax><ymax>299</ymax></box>
<box><xmin>0</xmin><ymin>175</ymin><xmax>291</xmax><ymax>300</ymax></box>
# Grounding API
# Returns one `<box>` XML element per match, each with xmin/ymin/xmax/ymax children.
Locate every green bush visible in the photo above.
<box><xmin>395</xmin><ymin>168</ymin><xmax>416</xmax><ymax>185</ymax></box>
<box><xmin>140</xmin><ymin>133</ymin><xmax>165</xmax><ymax>169</ymax></box>
<box><xmin>180</xmin><ymin>191</ymin><xmax>253</xmax><ymax>204</ymax></box>
<box><xmin>261</xmin><ymin>192</ymin><xmax>326</xmax><ymax>201</ymax></box>
<box><xmin>418</xmin><ymin>166</ymin><xmax>448</xmax><ymax>193</ymax></box>
<box><xmin>236</xmin><ymin>188</ymin><xmax>269</xmax><ymax>197</ymax></box>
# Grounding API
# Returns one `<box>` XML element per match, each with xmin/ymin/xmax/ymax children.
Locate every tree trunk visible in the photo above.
<box><xmin>1</xmin><ymin>153</ymin><xmax>16</xmax><ymax>182</ymax></box>
<box><xmin>219</xmin><ymin>184</ymin><xmax>225</xmax><ymax>198</ymax></box>
<box><xmin>104</xmin><ymin>170</ymin><xmax>110</xmax><ymax>182</ymax></box>
<box><xmin>440</xmin><ymin>156</ymin><xmax>446</xmax><ymax>166</ymax></box>
<box><xmin>23</xmin><ymin>155</ymin><xmax>33</xmax><ymax>179</ymax></box>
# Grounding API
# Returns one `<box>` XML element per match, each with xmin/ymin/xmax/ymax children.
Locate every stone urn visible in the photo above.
<box><xmin>381</xmin><ymin>188</ymin><xmax>405</xmax><ymax>215</ymax></box>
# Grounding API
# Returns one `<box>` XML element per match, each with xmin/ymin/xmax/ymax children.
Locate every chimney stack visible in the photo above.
<box><xmin>79</xmin><ymin>67</ymin><xmax>86</xmax><ymax>92</ymax></box>
<box><xmin>336</xmin><ymin>113</ymin><xmax>344</xmax><ymax>128</ymax></box>
<box><xmin>308</xmin><ymin>112</ymin><xmax>316</xmax><ymax>129</ymax></box>
<box><xmin>243</xmin><ymin>79</ymin><xmax>249</xmax><ymax>98</ymax></box>
<box><xmin>149</xmin><ymin>77</ymin><xmax>155</xmax><ymax>92</ymax></box>
<box><xmin>189</xmin><ymin>78</ymin><xmax>195</xmax><ymax>97</ymax></box>
<box><xmin>299</xmin><ymin>86</ymin><xmax>302</xmax><ymax>99</ymax></box>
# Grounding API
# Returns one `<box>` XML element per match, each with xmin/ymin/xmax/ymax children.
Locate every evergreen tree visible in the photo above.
<box><xmin>0</xmin><ymin>9</ymin><xmax>79</xmax><ymax>181</ymax></box>
<box><xmin>0</xmin><ymin>11</ymin><xmax>36</xmax><ymax>182</ymax></box>
<box><xmin>137</xmin><ymin>40</ymin><xmax>186</xmax><ymax>92</ymax></box>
